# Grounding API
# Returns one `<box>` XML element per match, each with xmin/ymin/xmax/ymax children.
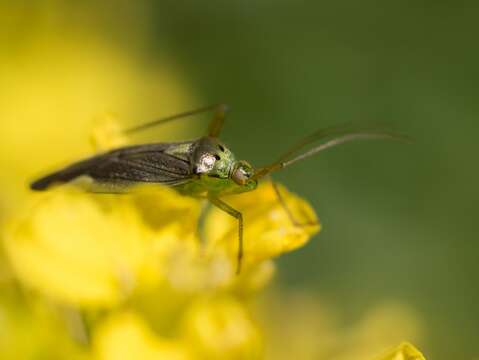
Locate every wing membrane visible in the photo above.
<box><xmin>31</xmin><ymin>142</ymin><xmax>194</xmax><ymax>191</ymax></box>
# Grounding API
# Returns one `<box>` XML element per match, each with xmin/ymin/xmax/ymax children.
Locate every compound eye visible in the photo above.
<box><xmin>196</xmin><ymin>153</ymin><xmax>216</xmax><ymax>173</ymax></box>
<box><xmin>232</xmin><ymin>166</ymin><xmax>249</xmax><ymax>185</ymax></box>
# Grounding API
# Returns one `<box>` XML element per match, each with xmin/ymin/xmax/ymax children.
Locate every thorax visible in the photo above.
<box><xmin>175</xmin><ymin>175</ymin><xmax>257</xmax><ymax>198</ymax></box>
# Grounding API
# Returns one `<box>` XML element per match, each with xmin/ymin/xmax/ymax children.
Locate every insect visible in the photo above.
<box><xmin>31</xmin><ymin>104</ymin><xmax>406</xmax><ymax>274</ymax></box>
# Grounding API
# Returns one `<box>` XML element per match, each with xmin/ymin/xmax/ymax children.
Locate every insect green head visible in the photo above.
<box><xmin>192</xmin><ymin>137</ymin><xmax>236</xmax><ymax>179</ymax></box>
<box><xmin>191</xmin><ymin>137</ymin><xmax>257</xmax><ymax>192</ymax></box>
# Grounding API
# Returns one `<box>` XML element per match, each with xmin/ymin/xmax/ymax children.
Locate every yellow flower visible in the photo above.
<box><xmin>93</xmin><ymin>298</ymin><xmax>262</xmax><ymax>360</ymax></box>
<box><xmin>256</xmin><ymin>291</ymin><xmax>424</xmax><ymax>360</ymax></box>
<box><xmin>181</xmin><ymin>296</ymin><xmax>263</xmax><ymax>360</ymax></box>
<box><xmin>4</xmin><ymin>180</ymin><xmax>318</xmax><ymax>307</ymax></box>
<box><xmin>375</xmin><ymin>342</ymin><xmax>426</xmax><ymax>360</ymax></box>
<box><xmin>3</xmin><ymin>114</ymin><xmax>320</xmax><ymax>308</ymax></box>
<box><xmin>94</xmin><ymin>312</ymin><xmax>189</xmax><ymax>360</ymax></box>
<box><xmin>4</xmin><ymin>186</ymin><xmax>203</xmax><ymax>307</ymax></box>
<box><xmin>0</xmin><ymin>107</ymin><xmax>428</xmax><ymax>360</ymax></box>
<box><xmin>205</xmin><ymin>182</ymin><xmax>320</xmax><ymax>270</ymax></box>
<box><xmin>1</xmin><ymin>113</ymin><xmax>321</xmax><ymax>359</ymax></box>
<box><xmin>90</xmin><ymin>113</ymin><xmax>130</xmax><ymax>152</ymax></box>
<box><xmin>0</xmin><ymin>293</ymin><xmax>88</xmax><ymax>359</ymax></box>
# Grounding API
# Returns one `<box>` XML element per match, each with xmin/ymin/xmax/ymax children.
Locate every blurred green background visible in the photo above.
<box><xmin>2</xmin><ymin>1</ymin><xmax>478</xmax><ymax>359</ymax></box>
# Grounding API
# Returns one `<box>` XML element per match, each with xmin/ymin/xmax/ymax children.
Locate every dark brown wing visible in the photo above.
<box><xmin>30</xmin><ymin>142</ymin><xmax>194</xmax><ymax>191</ymax></box>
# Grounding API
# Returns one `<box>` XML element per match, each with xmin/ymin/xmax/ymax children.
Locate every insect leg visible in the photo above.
<box><xmin>270</xmin><ymin>180</ymin><xmax>318</xmax><ymax>228</ymax></box>
<box><xmin>63</xmin><ymin>308</ymin><xmax>90</xmax><ymax>345</ymax></box>
<box><xmin>207</xmin><ymin>104</ymin><xmax>229</xmax><ymax>137</ymax></box>
<box><xmin>196</xmin><ymin>198</ymin><xmax>211</xmax><ymax>245</ymax></box>
<box><xmin>208</xmin><ymin>196</ymin><xmax>243</xmax><ymax>274</ymax></box>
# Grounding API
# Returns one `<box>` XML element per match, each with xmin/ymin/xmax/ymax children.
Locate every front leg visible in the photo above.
<box><xmin>208</xmin><ymin>196</ymin><xmax>244</xmax><ymax>274</ymax></box>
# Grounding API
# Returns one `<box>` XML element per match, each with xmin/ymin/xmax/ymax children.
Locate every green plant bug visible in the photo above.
<box><xmin>30</xmin><ymin>104</ymin><xmax>408</xmax><ymax>274</ymax></box>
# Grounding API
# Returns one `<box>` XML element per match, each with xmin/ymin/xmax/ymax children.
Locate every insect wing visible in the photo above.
<box><xmin>31</xmin><ymin>142</ymin><xmax>195</xmax><ymax>191</ymax></box>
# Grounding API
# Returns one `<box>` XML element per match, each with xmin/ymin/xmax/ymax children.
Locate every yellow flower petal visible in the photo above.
<box><xmin>182</xmin><ymin>297</ymin><xmax>263</xmax><ymax>360</ymax></box>
<box><xmin>94</xmin><ymin>312</ymin><xmax>189</xmax><ymax>360</ymax></box>
<box><xmin>3</xmin><ymin>187</ymin><xmax>199</xmax><ymax>307</ymax></box>
<box><xmin>205</xmin><ymin>182</ymin><xmax>320</xmax><ymax>269</ymax></box>
<box><xmin>90</xmin><ymin>113</ymin><xmax>130</xmax><ymax>152</ymax></box>
<box><xmin>256</xmin><ymin>291</ymin><xmax>423</xmax><ymax>360</ymax></box>
<box><xmin>234</xmin><ymin>260</ymin><xmax>276</xmax><ymax>295</ymax></box>
<box><xmin>375</xmin><ymin>342</ymin><xmax>426</xmax><ymax>360</ymax></box>
<box><xmin>0</xmin><ymin>294</ymin><xmax>88</xmax><ymax>360</ymax></box>
<box><xmin>131</xmin><ymin>185</ymin><xmax>201</xmax><ymax>236</ymax></box>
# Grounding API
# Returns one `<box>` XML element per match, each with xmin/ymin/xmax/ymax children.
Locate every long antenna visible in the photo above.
<box><xmin>275</xmin><ymin>123</ymin><xmax>355</xmax><ymax>163</ymax></box>
<box><xmin>253</xmin><ymin>130</ymin><xmax>410</xmax><ymax>179</ymax></box>
<box><xmin>283</xmin><ymin>132</ymin><xmax>407</xmax><ymax>167</ymax></box>
<box><xmin>124</xmin><ymin>104</ymin><xmax>220</xmax><ymax>134</ymax></box>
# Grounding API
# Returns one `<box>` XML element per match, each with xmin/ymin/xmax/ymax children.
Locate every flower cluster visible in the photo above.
<box><xmin>0</xmin><ymin>119</ymin><xmax>426</xmax><ymax>359</ymax></box>
<box><xmin>1</xmin><ymin>117</ymin><xmax>321</xmax><ymax>359</ymax></box>
<box><xmin>0</xmin><ymin>19</ymin><xmax>426</xmax><ymax>357</ymax></box>
<box><xmin>4</xmin><ymin>170</ymin><xmax>318</xmax><ymax>359</ymax></box>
